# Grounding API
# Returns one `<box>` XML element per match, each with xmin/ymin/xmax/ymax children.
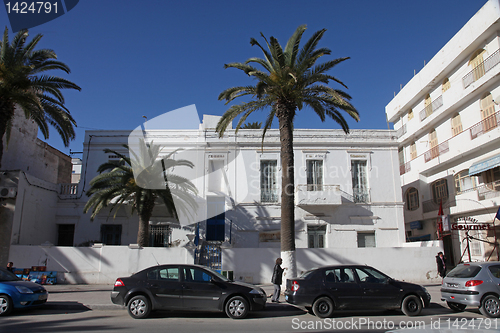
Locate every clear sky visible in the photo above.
<box><xmin>0</xmin><ymin>0</ymin><xmax>487</xmax><ymax>156</ymax></box>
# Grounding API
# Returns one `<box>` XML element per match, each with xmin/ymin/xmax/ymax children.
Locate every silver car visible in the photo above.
<box><xmin>441</xmin><ymin>262</ymin><xmax>500</xmax><ymax>318</ymax></box>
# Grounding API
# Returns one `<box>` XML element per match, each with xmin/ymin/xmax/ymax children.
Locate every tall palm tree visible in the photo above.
<box><xmin>84</xmin><ymin>140</ymin><xmax>198</xmax><ymax>247</ymax></box>
<box><xmin>0</xmin><ymin>27</ymin><xmax>81</xmax><ymax>168</ymax></box>
<box><xmin>216</xmin><ymin>25</ymin><xmax>359</xmax><ymax>277</ymax></box>
<box><xmin>241</xmin><ymin>121</ymin><xmax>262</xmax><ymax>129</ymax></box>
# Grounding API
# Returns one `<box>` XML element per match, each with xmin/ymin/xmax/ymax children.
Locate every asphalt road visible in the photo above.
<box><xmin>2</xmin><ymin>298</ymin><xmax>497</xmax><ymax>333</ymax></box>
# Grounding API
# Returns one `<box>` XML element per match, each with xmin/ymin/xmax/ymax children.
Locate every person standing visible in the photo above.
<box><xmin>271</xmin><ymin>258</ymin><xmax>284</xmax><ymax>303</ymax></box>
<box><xmin>436</xmin><ymin>252</ymin><xmax>446</xmax><ymax>278</ymax></box>
<box><xmin>6</xmin><ymin>262</ymin><xmax>14</xmax><ymax>273</ymax></box>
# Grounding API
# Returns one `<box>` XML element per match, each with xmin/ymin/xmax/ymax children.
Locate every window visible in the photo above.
<box><xmin>398</xmin><ymin>147</ymin><xmax>405</xmax><ymax>166</ymax></box>
<box><xmin>425</xmin><ymin>94</ymin><xmax>433</xmax><ymax>117</ymax></box>
<box><xmin>468</xmin><ymin>230</ymin><xmax>483</xmax><ymax>256</ymax></box>
<box><xmin>308</xmin><ymin>225</ymin><xmax>326</xmax><ymax>248</ymax></box>
<box><xmin>261</xmin><ymin>160</ymin><xmax>278</xmax><ymax>202</ymax></box>
<box><xmin>206</xmin><ymin>197</ymin><xmax>225</xmax><ymax>241</ymax></box>
<box><xmin>442</xmin><ymin>78</ymin><xmax>451</xmax><ymax>92</ymax></box>
<box><xmin>481</xmin><ymin>93</ymin><xmax>497</xmax><ymax>132</ymax></box>
<box><xmin>406</xmin><ymin>187</ymin><xmax>419</xmax><ymax>211</ymax></box>
<box><xmin>354</xmin><ymin>267</ymin><xmax>388</xmax><ymax>283</ymax></box>
<box><xmin>183</xmin><ymin>267</ymin><xmax>212</xmax><ymax>282</ymax></box>
<box><xmin>101</xmin><ymin>224</ymin><xmax>122</xmax><ymax>245</ymax></box>
<box><xmin>470</xmin><ymin>49</ymin><xmax>486</xmax><ymax>81</ymax></box>
<box><xmin>484</xmin><ymin>166</ymin><xmax>500</xmax><ymax>190</ymax></box>
<box><xmin>351</xmin><ymin>160</ymin><xmax>369</xmax><ymax>203</ymax></box>
<box><xmin>432</xmin><ymin>179</ymin><xmax>449</xmax><ymax>204</ymax></box>
<box><xmin>429</xmin><ymin>129</ymin><xmax>438</xmax><ymax>159</ymax></box>
<box><xmin>454</xmin><ymin>170</ymin><xmax>477</xmax><ymax>194</ymax></box>
<box><xmin>324</xmin><ymin>268</ymin><xmax>355</xmax><ymax>283</ymax></box>
<box><xmin>306</xmin><ymin>160</ymin><xmax>323</xmax><ymax>191</ymax></box>
<box><xmin>147</xmin><ymin>267</ymin><xmax>179</xmax><ymax>281</ymax></box>
<box><xmin>408</xmin><ymin>109</ymin><xmax>414</xmax><ymax>120</ymax></box>
<box><xmin>149</xmin><ymin>225</ymin><xmax>171</xmax><ymax>247</ymax></box>
<box><xmin>451</xmin><ymin>113</ymin><xmax>463</xmax><ymax>136</ymax></box>
<box><xmin>410</xmin><ymin>142</ymin><xmax>417</xmax><ymax>160</ymax></box>
<box><xmin>57</xmin><ymin>224</ymin><xmax>75</xmax><ymax>246</ymax></box>
<box><xmin>358</xmin><ymin>232</ymin><xmax>375</xmax><ymax>247</ymax></box>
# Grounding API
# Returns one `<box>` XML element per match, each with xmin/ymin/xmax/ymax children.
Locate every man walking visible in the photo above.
<box><xmin>271</xmin><ymin>258</ymin><xmax>284</xmax><ymax>303</ymax></box>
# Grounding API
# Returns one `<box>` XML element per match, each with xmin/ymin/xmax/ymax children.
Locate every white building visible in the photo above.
<box><xmin>386</xmin><ymin>0</ymin><xmax>500</xmax><ymax>265</ymax></box>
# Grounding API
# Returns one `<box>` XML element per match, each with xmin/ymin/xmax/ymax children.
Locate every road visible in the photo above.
<box><xmin>2</xmin><ymin>302</ymin><xmax>497</xmax><ymax>333</ymax></box>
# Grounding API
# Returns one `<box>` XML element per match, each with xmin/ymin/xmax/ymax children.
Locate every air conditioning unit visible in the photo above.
<box><xmin>0</xmin><ymin>187</ymin><xmax>17</xmax><ymax>198</ymax></box>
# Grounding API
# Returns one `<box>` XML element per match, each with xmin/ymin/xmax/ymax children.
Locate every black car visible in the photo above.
<box><xmin>111</xmin><ymin>264</ymin><xmax>266</xmax><ymax>319</ymax></box>
<box><xmin>285</xmin><ymin>265</ymin><xmax>431</xmax><ymax>317</ymax></box>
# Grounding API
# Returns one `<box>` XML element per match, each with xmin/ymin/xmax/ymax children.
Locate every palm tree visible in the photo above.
<box><xmin>0</xmin><ymin>27</ymin><xmax>81</xmax><ymax>168</ymax></box>
<box><xmin>84</xmin><ymin>140</ymin><xmax>198</xmax><ymax>247</ymax></box>
<box><xmin>241</xmin><ymin>121</ymin><xmax>262</xmax><ymax>129</ymax></box>
<box><xmin>216</xmin><ymin>25</ymin><xmax>359</xmax><ymax>277</ymax></box>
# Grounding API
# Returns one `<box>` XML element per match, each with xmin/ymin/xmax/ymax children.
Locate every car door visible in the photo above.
<box><xmin>181</xmin><ymin>267</ymin><xmax>223</xmax><ymax>310</ymax></box>
<box><xmin>324</xmin><ymin>268</ymin><xmax>364</xmax><ymax>308</ymax></box>
<box><xmin>146</xmin><ymin>266</ymin><xmax>183</xmax><ymax>309</ymax></box>
<box><xmin>354</xmin><ymin>267</ymin><xmax>399</xmax><ymax>308</ymax></box>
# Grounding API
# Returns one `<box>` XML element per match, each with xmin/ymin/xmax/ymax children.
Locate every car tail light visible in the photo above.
<box><xmin>465</xmin><ymin>280</ymin><xmax>483</xmax><ymax>287</ymax></box>
<box><xmin>291</xmin><ymin>281</ymin><xmax>299</xmax><ymax>292</ymax></box>
<box><xmin>114</xmin><ymin>279</ymin><xmax>125</xmax><ymax>287</ymax></box>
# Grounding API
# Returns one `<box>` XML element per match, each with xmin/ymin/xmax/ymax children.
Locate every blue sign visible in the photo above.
<box><xmin>410</xmin><ymin>221</ymin><xmax>422</xmax><ymax>230</ymax></box>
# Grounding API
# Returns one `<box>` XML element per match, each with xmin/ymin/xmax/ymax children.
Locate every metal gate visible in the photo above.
<box><xmin>194</xmin><ymin>244</ymin><xmax>221</xmax><ymax>271</ymax></box>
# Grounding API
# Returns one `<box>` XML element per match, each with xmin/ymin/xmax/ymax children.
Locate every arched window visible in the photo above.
<box><xmin>481</xmin><ymin>93</ymin><xmax>497</xmax><ymax>132</ymax></box>
<box><xmin>451</xmin><ymin>113</ymin><xmax>463</xmax><ymax>136</ymax></box>
<box><xmin>432</xmin><ymin>179</ymin><xmax>448</xmax><ymax>204</ymax></box>
<box><xmin>442</xmin><ymin>78</ymin><xmax>450</xmax><ymax>92</ymax></box>
<box><xmin>470</xmin><ymin>49</ymin><xmax>486</xmax><ymax>81</ymax></box>
<box><xmin>405</xmin><ymin>187</ymin><xmax>419</xmax><ymax>211</ymax></box>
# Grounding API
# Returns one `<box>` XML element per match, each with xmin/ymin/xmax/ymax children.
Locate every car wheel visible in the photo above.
<box><xmin>480</xmin><ymin>295</ymin><xmax>500</xmax><ymax>318</ymax></box>
<box><xmin>401</xmin><ymin>295</ymin><xmax>422</xmax><ymax>316</ymax></box>
<box><xmin>312</xmin><ymin>297</ymin><xmax>334</xmax><ymax>318</ymax></box>
<box><xmin>225</xmin><ymin>296</ymin><xmax>249</xmax><ymax>319</ymax></box>
<box><xmin>0</xmin><ymin>295</ymin><xmax>12</xmax><ymax>316</ymax></box>
<box><xmin>127</xmin><ymin>295</ymin><xmax>151</xmax><ymax>319</ymax></box>
<box><xmin>447</xmin><ymin>301</ymin><xmax>466</xmax><ymax>312</ymax></box>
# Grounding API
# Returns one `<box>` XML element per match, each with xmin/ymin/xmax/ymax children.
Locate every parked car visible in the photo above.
<box><xmin>441</xmin><ymin>261</ymin><xmax>500</xmax><ymax>318</ymax></box>
<box><xmin>284</xmin><ymin>265</ymin><xmax>430</xmax><ymax>317</ymax></box>
<box><xmin>111</xmin><ymin>264</ymin><xmax>266</xmax><ymax>319</ymax></box>
<box><xmin>0</xmin><ymin>268</ymin><xmax>49</xmax><ymax>316</ymax></box>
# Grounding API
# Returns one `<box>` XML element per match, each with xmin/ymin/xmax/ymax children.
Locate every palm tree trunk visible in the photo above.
<box><xmin>276</xmin><ymin>102</ymin><xmax>297</xmax><ymax>282</ymax></box>
<box><xmin>137</xmin><ymin>197</ymin><xmax>155</xmax><ymax>247</ymax></box>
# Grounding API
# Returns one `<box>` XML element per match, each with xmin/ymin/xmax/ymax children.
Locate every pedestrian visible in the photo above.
<box><xmin>271</xmin><ymin>257</ymin><xmax>284</xmax><ymax>303</ymax></box>
<box><xmin>436</xmin><ymin>252</ymin><xmax>446</xmax><ymax>278</ymax></box>
<box><xmin>6</xmin><ymin>262</ymin><xmax>14</xmax><ymax>273</ymax></box>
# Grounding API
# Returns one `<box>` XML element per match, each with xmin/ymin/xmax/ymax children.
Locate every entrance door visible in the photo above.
<box><xmin>206</xmin><ymin>197</ymin><xmax>225</xmax><ymax>241</ymax></box>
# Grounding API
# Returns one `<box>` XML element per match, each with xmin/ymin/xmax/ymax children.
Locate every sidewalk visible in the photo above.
<box><xmin>42</xmin><ymin>283</ymin><xmax>444</xmax><ymax>311</ymax></box>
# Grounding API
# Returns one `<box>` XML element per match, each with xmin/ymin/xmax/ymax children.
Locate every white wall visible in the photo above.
<box><xmin>9</xmin><ymin>245</ymin><xmax>195</xmax><ymax>284</ymax></box>
<box><xmin>222</xmin><ymin>241</ymin><xmax>444</xmax><ymax>285</ymax></box>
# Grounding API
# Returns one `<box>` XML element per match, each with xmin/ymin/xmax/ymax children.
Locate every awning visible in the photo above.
<box><xmin>469</xmin><ymin>154</ymin><xmax>500</xmax><ymax>176</ymax></box>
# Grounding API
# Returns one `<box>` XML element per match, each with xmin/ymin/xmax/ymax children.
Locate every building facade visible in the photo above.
<box><xmin>386</xmin><ymin>0</ymin><xmax>500</xmax><ymax>265</ymax></box>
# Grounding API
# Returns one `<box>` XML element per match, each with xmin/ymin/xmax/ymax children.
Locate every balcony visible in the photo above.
<box><xmin>463</xmin><ymin>49</ymin><xmax>500</xmax><ymax>89</ymax></box>
<box><xmin>59</xmin><ymin>183</ymin><xmax>78</xmax><ymax>198</ymax></box>
<box><xmin>470</xmin><ymin>111</ymin><xmax>500</xmax><ymax>140</ymax></box>
<box><xmin>296</xmin><ymin>184</ymin><xmax>342</xmax><ymax>205</ymax></box>
<box><xmin>423</xmin><ymin>141</ymin><xmax>449</xmax><ymax>163</ymax></box>
<box><xmin>400</xmin><ymin>162</ymin><xmax>411</xmax><ymax>175</ymax></box>
<box><xmin>419</xmin><ymin>95</ymin><xmax>443</xmax><ymax>122</ymax></box>
<box><xmin>478</xmin><ymin>180</ymin><xmax>500</xmax><ymax>201</ymax></box>
<box><xmin>397</xmin><ymin>124</ymin><xmax>407</xmax><ymax>138</ymax></box>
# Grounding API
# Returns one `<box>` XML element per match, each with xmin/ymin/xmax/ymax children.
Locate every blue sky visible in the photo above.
<box><xmin>0</xmin><ymin>0</ymin><xmax>486</xmax><ymax>155</ymax></box>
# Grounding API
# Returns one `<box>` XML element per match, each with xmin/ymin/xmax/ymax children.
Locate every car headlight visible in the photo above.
<box><xmin>15</xmin><ymin>286</ymin><xmax>34</xmax><ymax>294</ymax></box>
<box><xmin>249</xmin><ymin>288</ymin><xmax>265</xmax><ymax>295</ymax></box>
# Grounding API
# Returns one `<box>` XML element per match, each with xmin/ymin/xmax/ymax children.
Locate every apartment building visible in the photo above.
<box><xmin>386</xmin><ymin>0</ymin><xmax>500</xmax><ymax>265</ymax></box>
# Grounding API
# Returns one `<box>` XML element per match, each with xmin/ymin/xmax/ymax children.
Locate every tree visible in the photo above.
<box><xmin>84</xmin><ymin>140</ymin><xmax>198</xmax><ymax>247</ymax></box>
<box><xmin>0</xmin><ymin>27</ymin><xmax>81</xmax><ymax>168</ymax></box>
<box><xmin>241</xmin><ymin>121</ymin><xmax>262</xmax><ymax>129</ymax></box>
<box><xmin>216</xmin><ymin>25</ymin><xmax>359</xmax><ymax>278</ymax></box>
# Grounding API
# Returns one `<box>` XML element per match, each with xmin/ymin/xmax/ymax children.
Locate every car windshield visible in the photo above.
<box><xmin>0</xmin><ymin>268</ymin><xmax>20</xmax><ymax>282</ymax></box>
<box><xmin>447</xmin><ymin>264</ymin><xmax>481</xmax><ymax>278</ymax></box>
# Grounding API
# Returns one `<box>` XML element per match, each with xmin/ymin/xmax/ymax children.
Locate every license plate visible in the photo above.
<box><xmin>38</xmin><ymin>294</ymin><xmax>48</xmax><ymax>300</ymax></box>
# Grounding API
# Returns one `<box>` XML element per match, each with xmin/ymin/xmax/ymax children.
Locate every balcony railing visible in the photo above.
<box><xmin>422</xmin><ymin>198</ymin><xmax>456</xmax><ymax>214</ymax></box>
<box><xmin>352</xmin><ymin>187</ymin><xmax>370</xmax><ymax>203</ymax></box>
<box><xmin>470</xmin><ymin>110</ymin><xmax>500</xmax><ymax>140</ymax></box>
<box><xmin>419</xmin><ymin>95</ymin><xmax>443</xmax><ymax>122</ymax></box>
<box><xmin>261</xmin><ymin>189</ymin><xmax>279</xmax><ymax>203</ymax></box>
<box><xmin>423</xmin><ymin>141</ymin><xmax>449</xmax><ymax>162</ymax></box>
<box><xmin>478</xmin><ymin>180</ymin><xmax>500</xmax><ymax>201</ymax></box>
<box><xmin>397</xmin><ymin>124</ymin><xmax>407</xmax><ymax>138</ymax></box>
<box><xmin>463</xmin><ymin>49</ymin><xmax>500</xmax><ymax>89</ymax></box>
<box><xmin>60</xmin><ymin>183</ymin><xmax>78</xmax><ymax>196</ymax></box>
<box><xmin>399</xmin><ymin>162</ymin><xmax>411</xmax><ymax>175</ymax></box>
